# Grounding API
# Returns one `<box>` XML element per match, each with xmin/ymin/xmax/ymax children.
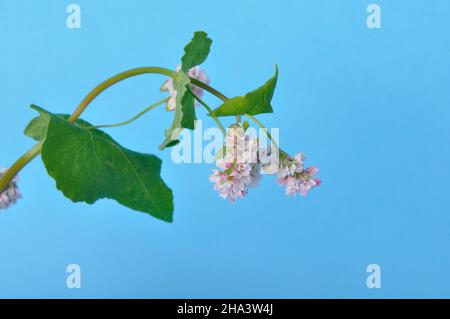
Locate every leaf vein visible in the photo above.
<box><xmin>106</xmin><ymin>140</ymin><xmax>161</xmax><ymax>215</ymax></box>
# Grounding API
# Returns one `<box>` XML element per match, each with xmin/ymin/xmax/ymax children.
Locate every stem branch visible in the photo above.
<box><xmin>244</xmin><ymin>113</ymin><xmax>279</xmax><ymax>151</ymax></box>
<box><xmin>90</xmin><ymin>98</ymin><xmax>168</xmax><ymax>130</ymax></box>
<box><xmin>187</xmin><ymin>89</ymin><xmax>227</xmax><ymax>135</ymax></box>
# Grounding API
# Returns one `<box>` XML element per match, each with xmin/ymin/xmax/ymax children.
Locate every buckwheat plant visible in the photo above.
<box><xmin>0</xmin><ymin>31</ymin><xmax>320</xmax><ymax>222</ymax></box>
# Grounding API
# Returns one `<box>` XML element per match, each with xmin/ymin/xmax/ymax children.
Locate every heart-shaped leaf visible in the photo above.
<box><xmin>27</xmin><ymin>106</ymin><xmax>174</xmax><ymax>222</ymax></box>
<box><xmin>213</xmin><ymin>66</ymin><xmax>278</xmax><ymax>117</ymax></box>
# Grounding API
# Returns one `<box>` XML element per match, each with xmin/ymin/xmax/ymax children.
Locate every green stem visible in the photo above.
<box><xmin>187</xmin><ymin>89</ymin><xmax>227</xmax><ymax>135</ymax></box>
<box><xmin>0</xmin><ymin>66</ymin><xmax>230</xmax><ymax>193</ymax></box>
<box><xmin>244</xmin><ymin>113</ymin><xmax>280</xmax><ymax>151</ymax></box>
<box><xmin>0</xmin><ymin>142</ymin><xmax>43</xmax><ymax>192</ymax></box>
<box><xmin>68</xmin><ymin>67</ymin><xmax>175</xmax><ymax>123</ymax></box>
<box><xmin>190</xmin><ymin>79</ymin><xmax>228</xmax><ymax>102</ymax></box>
<box><xmin>90</xmin><ymin>98</ymin><xmax>168</xmax><ymax>130</ymax></box>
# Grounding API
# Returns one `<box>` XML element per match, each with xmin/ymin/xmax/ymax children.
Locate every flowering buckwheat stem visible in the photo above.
<box><xmin>0</xmin><ymin>67</ymin><xmax>236</xmax><ymax>192</ymax></box>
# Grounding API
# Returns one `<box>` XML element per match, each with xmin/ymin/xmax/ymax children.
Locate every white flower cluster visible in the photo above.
<box><xmin>209</xmin><ymin>130</ymin><xmax>321</xmax><ymax>202</ymax></box>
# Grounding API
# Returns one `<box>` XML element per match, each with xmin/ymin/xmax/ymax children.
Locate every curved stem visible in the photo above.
<box><xmin>0</xmin><ymin>142</ymin><xmax>43</xmax><ymax>192</ymax></box>
<box><xmin>68</xmin><ymin>67</ymin><xmax>175</xmax><ymax>123</ymax></box>
<box><xmin>244</xmin><ymin>113</ymin><xmax>280</xmax><ymax>151</ymax></box>
<box><xmin>0</xmin><ymin>67</ymin><xmax>233</xmax><ymax>193</ymax></box>
<box><xmin>90</xmin><ymin>97</ymin><xmax>168</xmax><ymax>130</ymax></box>
<box><xmin>187</xmin><ymin>89</ymin><xmax>226</xmax><ymax>135</ymax></box>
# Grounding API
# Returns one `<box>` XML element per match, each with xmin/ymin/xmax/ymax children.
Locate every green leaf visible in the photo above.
<box><xmin>24</xmin><ymin>104</ymin><xmax>71</xmax><ymax>141</ymax></box>
<box><xmin>159</xmin><ymin>71</ymin><xmax>196</xmax><ymax>150</ymax></box>
<box><xmin>213</xmin><ymin>66</ymin><xmax>278</xmax><ymax>117</ymax></box>
<box><xmin>181</xmin><ymin>31</ymin><xmax>212</xmax><ymax>72</ymax></box>
<box><xmin>30</xmin><ymin>107</ymin><xmax>174</xmax><ymax>222</ymax></box>
<box><xmin>24</xmin><ymin>104</ymin><xmax>58</xmax><ymax>141</ymax></box>
<box><xmin>24</xmin><ymin>114</ymin><xmax>49</xmax><ymax>141</ymax></box>
<box><xmin>159</xmin><ymin>31</ymin><xmax>211</xmax><ymax>150</ymax></box>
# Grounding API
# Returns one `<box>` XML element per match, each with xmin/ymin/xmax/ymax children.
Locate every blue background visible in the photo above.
<box><xmin>1</xmin><ymin>0</ymin><xmax>449</xmax><ymax>298</ymax></box>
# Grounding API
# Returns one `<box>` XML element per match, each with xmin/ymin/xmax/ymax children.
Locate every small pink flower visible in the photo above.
<box><xmin>0</xmin><ymin>168</ymin><xmax>21</xmax><ymax>210</ymax></box>
<box><xmin>161</xmin><ymin>65</ymin><xmax>210</xmax><ymax>111</ymax></box>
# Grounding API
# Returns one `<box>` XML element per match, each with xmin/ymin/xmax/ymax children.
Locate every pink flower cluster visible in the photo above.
<box><xmin>0</xmin><ymin>168</ymin><xmax>21</xmax><ymax>210</ymax></box>
<box><xmin>209</xmin><ymin>127</ymin><xmax>261</xmax><ymax>203</ymax></box>
<box><xmin>161</xmin><ymin>66</ymin><xmax>210</xmax><ymax>111</ymax></box>
<box><xmin>277</xmin><ymin>155</ymin><xmax>321</xmax><ymax>196</ymax></box>
<box><xmin>210</xmin><ymin>129</ymin><xmax>321</xmax><ymax>202</ymax></box>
